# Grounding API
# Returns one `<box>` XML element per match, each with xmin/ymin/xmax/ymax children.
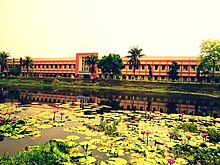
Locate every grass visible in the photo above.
<box><xmin>0</xmin><ymin>77</ymin><xmax>219</xmax><ymax>97</ymax></box>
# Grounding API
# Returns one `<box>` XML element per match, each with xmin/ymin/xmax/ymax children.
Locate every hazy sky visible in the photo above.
<box><xmin>1</xmin><ymin>0</ymin><xmax>220</xmax><ymax>58</ymax></box>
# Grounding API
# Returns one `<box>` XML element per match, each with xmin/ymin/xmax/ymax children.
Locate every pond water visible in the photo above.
<box><xmin>0</xmin><ymin>87</ymin><xmax>219</xmax><ymax>162</ymax></box>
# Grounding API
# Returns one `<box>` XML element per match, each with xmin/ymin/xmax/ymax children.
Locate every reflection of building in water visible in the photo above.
<box><xmin>18</xmin><ymin>91</ymin><xmax>220</xmax><ymax>117</ymax></box>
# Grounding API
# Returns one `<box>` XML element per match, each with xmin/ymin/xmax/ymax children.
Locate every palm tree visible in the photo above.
<box><xmin>126</xmin><ymin>46</ymin><xmax>145</xmax><ymax>79</ymax></box>
<box><xmin>0</xmin><ymin>51</ymin><xmax>10</xmax><ymax>75</ymax></box>
<box><xmin>168</xmin><ymin>61</ymin><xmax>179</xmax><ymax>81</ymax></box>
<box><xmin>19</xmin><ymin>57</ymin><xmax>23</xmax><ymax>76</ymax></box>
<box><xmin>23</xmin><ymin>56</ymin><xmax>33</xmax><ymax>76</ymax></box>
<box><xmin>85</xmin><ymin>55</ymin><xmax>99</xmax><ymax>79</ymax></box>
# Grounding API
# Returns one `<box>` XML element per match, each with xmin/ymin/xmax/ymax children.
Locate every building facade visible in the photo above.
<box><xmin>6</xmin><ymin>53</ymin><xmax>213</xmax><ymax>82</ymax></box>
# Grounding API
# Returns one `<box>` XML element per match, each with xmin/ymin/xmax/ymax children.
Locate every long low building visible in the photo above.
<box><xmin>6</xmin><ymin>52</ymin><xmax>217</xmax><ymax>82</ymax></box>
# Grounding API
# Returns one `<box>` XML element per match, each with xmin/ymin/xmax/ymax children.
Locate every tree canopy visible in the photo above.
<box><xmin>198</xmin><ymin>39</ymin><xmax>220</xmax><ymax>79</ymax></box>
<box><xmin>98</xmin><ymin>53</ymin><xmax>125</xmax><ymax>78</ymax></box>
<box><xmin>85</xmin><ymin>55</ymin><xmax>99</xmax><ymax>78</ymax></box>
<box><xmin>0</xmin><ymin>51</ymin><xmax>10</xmax><ymax>74</ymax></box>
<box><xmin>23</xmin><ymin>56</ymin><xmax>33</xmax><ymax>76</ymax></box>
<box><xmin>168</xmin><ymin>61</ymin><xmax>179</xmax><ymax>81</ymax></box>
<box><xmin>126</xmin><ymin>46</ymin><xmax>145</xmax><ymax>76</ymax></box>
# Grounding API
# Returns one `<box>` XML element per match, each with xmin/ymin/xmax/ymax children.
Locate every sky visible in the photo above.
<box><xmin>0</xmin><ymin>0</ymin><xmax>220</xmax><ymax>58</ymax></box>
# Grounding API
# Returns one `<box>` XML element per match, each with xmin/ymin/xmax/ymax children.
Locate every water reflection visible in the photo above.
<box><xmin>1</xmin><ymin>87</ymin><xmax>220</xmax><ymax>117</ymax></box>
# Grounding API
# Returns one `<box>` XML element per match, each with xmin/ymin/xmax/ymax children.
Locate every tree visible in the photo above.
<box><xmin>19</xmin><ymin>57</ymin><xmax>23</xmax><ymax>76</ymax></box>
<box><xmin>98</xmin><ymin>54</ymin><xmax>125</xmax><ymax>79</ymax></box>
<box><xmin>9</xmin><ymin>58</ymin><xmax>20</xmax><ymax>76</ymax></box>
<box><xmin>85</xmin><ymin>55</ymin><xmax>99</xmax><ymax>79</ymax></box>
<box><xmin>23</xmin><ymin>56</ymin><xmax>33</xmax><ymax>76</ymax></box>
<box><xmin>0</xmin><ymin>51</ymin><xmax>10</xmax><ymax>75</ymax></box>
<box><xmin>126</xmin><ymin>46</ymin><xmax>145</xmax><ymax>78</ymax></box>
<box><xmin>168</xmin><ymin>61</ymin><xmax>179</xmax><ymax>81</ymax></box>
<box><xmin>148</xmin><ymin>65</ymin><xmax>153</xmax><ymax>80</ymax></box>
<box><xmin>198</xmin><ymin>39</ymin><xmax>220</xmax><ymax>81</ymax></box>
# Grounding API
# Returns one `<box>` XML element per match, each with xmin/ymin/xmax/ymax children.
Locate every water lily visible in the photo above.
<box><xmin>52</xmin><ymin>110</ymin><xmax>57</xmax><ymax>121</ymax></box>
<box><xmin>141</xmin><ymin>130</ymin><xmax>146</xmax><ymax>140</ymax></box>
<box><xmin>10</xmin><ymin>117</ymin><xmax>16</xmax><ymax>122</ymax></box>
<box><xmin>0</xmin><ymin>117</ymin><xmax>4</xmax><ymax>124</ymax></box>
<box><xmin>169</xmin><ymin>131</ymin><xmax>174</xmax><ymax>141</ymax></box>
<box><xmin>213</xmin><ymin>119</ymin><xmax>218</xmax><ymax>125</ymax></box>
<box><xmin>145</xmin><ymin>131</ymin><xmax>151</xmax><ymax>146</ymax></box>
<box><xmin>201</xmin><ymin>133</ymin><xmax>208</xmax><ymax>142</ymax></box>
<box><xmin>148</xmin><ymin>113</ymin><xmax>154</xmax><ymax>120</ymax></box>
<box><xmin>186</xmin><ymin>135</ymin><xmax>191</xmax><ymax>140</ymax></box>
<box><xmin>168</xmin><ymin>158</ymin><xmax>175</xmax><ymax>164</ymax></box>
<box><xmin>7</xmin><ymin>112</ymin><xmax>12</xmax><ymax>116</ymax></box>
<box><xmin>60</xmin><ymin>112</ymin><xmax>65</xmax><ymax>120</ymax></box>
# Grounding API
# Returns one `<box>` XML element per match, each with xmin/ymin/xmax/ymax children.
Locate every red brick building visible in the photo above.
<box><xmin>7</xmin><ymin>53</ymin><xmax>205</xmax><ymax>82</ymax></box>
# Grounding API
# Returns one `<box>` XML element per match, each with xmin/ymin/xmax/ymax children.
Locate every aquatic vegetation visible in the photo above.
<box><xmin>0</xmin><ymin>102</ymin><xmax>220</xmax><ymax>164</ymax></box>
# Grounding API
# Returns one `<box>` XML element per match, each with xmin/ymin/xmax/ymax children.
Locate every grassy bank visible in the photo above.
<box><xmin>0</xmin><ymin>77</ymin><xmax>219</xmax><ymax>97</ymax></box>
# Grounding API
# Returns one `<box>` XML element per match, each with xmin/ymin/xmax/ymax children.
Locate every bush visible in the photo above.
<box><xmin>207</xmin><ymin>128</ymin><xmax>220</xmax><ymax>143</ymax></box>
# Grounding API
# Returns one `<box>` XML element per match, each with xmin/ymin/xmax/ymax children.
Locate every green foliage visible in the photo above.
<box><xmin>126</xmin><ymin>46</ymin><xmax>145</xmax><ymax>76</ymax></box>
<box><xmin>148</xmin><ymin>65</ymin><xmax>153</xmax><ymax>80</ymax></box>
<box><xmin>0</xmin><ymin>140</ymin><xmax>71</xmax><ymax>165</ymax></box>
<box><xmin>0</xmin><ymin>51</ymin><xmax>10</xmax><ymax>74</ymax></box>
<box><xmin>198</xmin><ymin>39</ymin><xmax>220</xmax><ymax>80</ymax></box>
<box><xmin>177</xmin><ymin>122</ymin><xmax>199</xmax><ymax>133</ymax></box>
<box><xmin>85</xmin><ymin>55</ymin><xmax>99</xmax><ymax>78</ymax></box>
<box><xmin>207</xmin><ymin>128</ymin><xmax>220</xmax><ymax>143</ymax></box>
<box><xmin>173</xmin><ymin>143</ymin><xmax>220</xmax><ymax>165</ymax></box>
<box><xmin>168</xmin><ymin>61</ymin><xmax>179</xmax><ymax>81</ymax></box>
<box><xmin>98</xmin><ymin>53</ymin><xmax>125</xmax><ymax>78</ymax></box>
<box><xmin>23</xmin><ymin>56</ymin><xmax>33</xmax><ymax>76</ymax></box>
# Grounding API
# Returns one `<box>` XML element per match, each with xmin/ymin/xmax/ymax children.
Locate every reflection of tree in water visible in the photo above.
<box><xmin>20</xmin><ymin>93</ymin><xmax>32</xmax><ymax>104</ymax></box>
<box><xmin>99</xmin><ymin>99</ymin><xmax>121</xmax><ymax>110</ymax></box>
<box><xmin>166</xmin><ymin>102</ymin><xmax>177</xmax><ymax>114</ymax></box>
<box><xmin>0</xmin><ymin>90</ymin><xmax>5</xmax><ymax>103</ymax></box>
<box><xmin>6</xmin><ymin>89</ymin><xmax>21</xmax><ymax>103</ymax></box>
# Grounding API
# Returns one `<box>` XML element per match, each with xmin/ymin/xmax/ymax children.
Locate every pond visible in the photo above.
<box><xmin>0</xmin><ymin>87</ymin><xmax>219</xmax><ymax>164</ymax></box>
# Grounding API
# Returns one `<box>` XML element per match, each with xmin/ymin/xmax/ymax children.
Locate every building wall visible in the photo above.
<box><xmin>7</xmin><ymin>53</ymin><xmax>219</xmax><ymax>82</ymax></box>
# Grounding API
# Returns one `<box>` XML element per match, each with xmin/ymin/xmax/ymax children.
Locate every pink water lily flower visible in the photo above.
<box><xmin>169</xmin><ymin>131</ymin><xmax>174</xmax><ymax>135</ymax></box>
<box><xmin>201</xmin><ymin>133</ymin><xmax>208</xmax><ymax>138</ymax></box>
<box><xmin>10</xmin><ymin>118</ymin><xmax>16</xmax><ymax>122</ymax></box>
<box><xmin>168</xmin><ymin>158</ymin><xmax>175</xmax><ymax>164</ymax></box>
<box><xmin>186</xmin><ymin>135</ymin><xmax>191</xmax><ymax>140</ymax></box>
<box><xmin>145</xmin><ymin>131</ymin><xmax>151</xmax><ymax>134</ymax></box>
<box><xmin>60</xmin><ymin>112</ymin><xmax>65</xmax><ymax>120</ymax></box>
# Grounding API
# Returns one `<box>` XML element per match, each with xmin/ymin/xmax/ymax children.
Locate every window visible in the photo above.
<box><xmin>42</xmin><ymin>65</ymin><xmax>44</xmax><ymax>68</ymax></box>
<box><xmin>216</xmin><ymin>67</ymin><xmax>220</xmax><ymax>71</ymax></box>
<box><xmin>64</xmin><ymin>65</ymin><xmax>66</xmax><ymax>69</ymax></box>
<box><xmin>183</xmin><ymin>65</ymin><xmax>188</xmax><ymax>70</ymax></box>
<box><xmin>154</xmin><ymin>76</ymin><xmax>158</xmax><ymax>80</ymax></box>
<box><xmin>50</xmin><ymin>65</ymin><xmax>53</xmax><ymax>68</ymax></box>
<box><xmin>161</xmin><ymin>76</ymin><xmax>165</xmax><ymax>80</ymax></box>
<box><xmin>46</xmin><ymin>65</ymin><xmax>49</xmax><ymax>68</ymax></box>
<box><xmin>191</xmin><ymin>77</ymin><xmax>195</xmax><ymax>82</ymax></box>
<box><xmin>59</xmin><ymin>64</ymin><xmax>62</xmax><ymax>68</ymax></box>
<box><xmin>55</xmin><ymin>65</ymin><xmax>58</xmax><ymax>69</ymax></box>
<box><xmin>142</xmin><ymin>65</ymin><xmax>145</xmax><ymax>70</ymax></box>
<box><xmin>69</xmin><ymin>65</ymin><xmax>71</xmax><ymax>69</ymax></box>
<box><xmin>155</xmin><ymin>65</ymin><xmax>158</xmax><ymax>70</ymax></box>
<box><xmin>38</xmin><ymin>65</ymin><xmax>40</xmax><ymax>68</ymax></box>
<box><xmin>191</xmin><ymin>65</ymin><xmax>196</xmax><ymax>70</ymax></box>
<box><xmin>183</xmin><ymin>77</ymin><xmax>187</xmax><ymax>82</ymax></box>
<box><xmin>162</xmin><ymin>65</ymin><xmax>166</xmax><ymax>70</ymax></box>
<box><xmin>129</xmin><ymin>65</ymin><xmax>132</xmax><ymax>70</ymax></box>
